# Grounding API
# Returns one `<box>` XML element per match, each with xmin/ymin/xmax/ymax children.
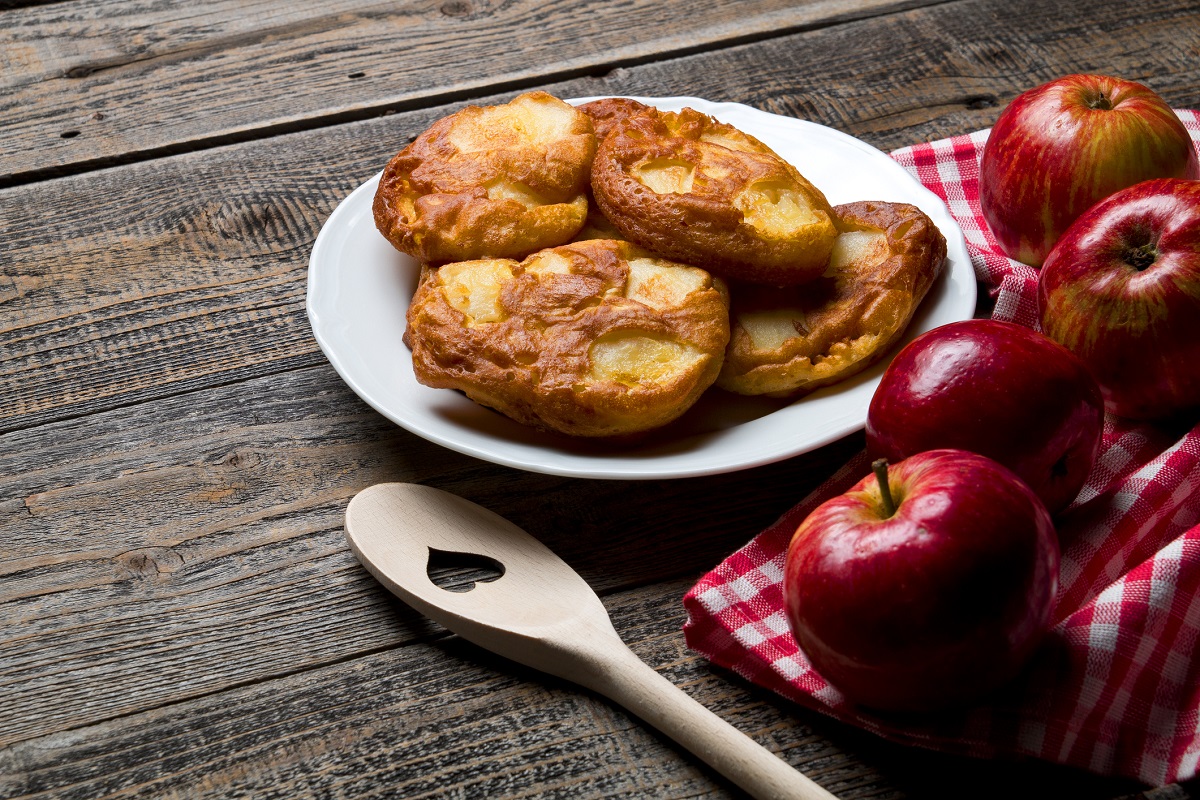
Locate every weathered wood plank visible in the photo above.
<box><xmin>0</xmin><ymin>0</ymin><xmax>945</xmax><ymax>184</ymax></box>
<box><xmin>2</xmin><ymin>0</ymin><xmax>1197</xmax><ymax>435</ymax></box>
<box><xmin>0</xmin><ymin>577</ymin><xmax>1145</xmax><ymax>799</ymax></box>
<box><xmin>3</xmin><ymin>1</ymin><xmax>1200</xmax><ymax>795</ymax></box>
<box><xmin>0</xmin><ymin>361</ymin><xmax>864</xmax><ymax>747</ymax></box>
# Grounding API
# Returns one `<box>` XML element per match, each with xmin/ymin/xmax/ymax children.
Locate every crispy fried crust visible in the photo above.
<box><xmin>591</xmin><ymin>106</ymin><xmax>838</xmax><ymax>284</ymax></box>
<box><xmin>406</xmin><ymin>239</ymin><xmax>730</xmax><ymax>437</ymax></box>
<box><xmin>716</xmin><ymin>201</ymin><xmax>946</xmax><ymax>397</ymax></box>
<box><xmin>569</xmin><ymin>199</ymin><xmax>629</xmax><ymax>243</ymax></box>
<box><xmin>576</xmin><ymin>97</ymin><xmax>655</xmax><ymax>141</ymax></box>
<box><xmin>372</xmin><ymin>91</ymin><xmax>596</xmax><ymax>264</ymax></box>
<box><xmin>568</xmin><ymin>99</ymin><xmax>657</xmax><ymax>244</ymax></box>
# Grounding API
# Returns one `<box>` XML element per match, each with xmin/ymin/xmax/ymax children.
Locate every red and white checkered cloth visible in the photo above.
<box><xmin>683</xmin><ymin>111</ymin><xmax>1200</xmax><ymax>786</ymax></box>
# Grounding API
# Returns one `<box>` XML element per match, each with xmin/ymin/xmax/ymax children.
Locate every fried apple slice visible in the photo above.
<box><xmin>406</xmin><ymin>239</ymin><xmax>730</xmax><ymax>436</ymax></box>
<box><xmin>373</xmin><ymin>91</ymin><xmax>596</xmax><ymax>264</ymax></box>
<box><xmin>716</xmin><ymin>201</ymin><xmax>946</xmax><ymax>397</ymax></box>
<box><xmin>591</xmin><ymin>105</ymin><xmax>837</xmax><ymax>285</ymax></box>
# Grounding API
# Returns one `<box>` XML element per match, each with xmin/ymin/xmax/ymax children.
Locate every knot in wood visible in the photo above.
<box><xmin>114</xmin><ymin>547</ymin><xmax>184</xmax><ymax>580</ymax></box>
<box><xmin>217</xmin><ymin>449</ymin><xmax>263</xmax><ymax>469</ymax></box>
<box><xmin>440</xmin><ymin>0</ymin><xmax>472</xmax><ymax>16</ymax></box>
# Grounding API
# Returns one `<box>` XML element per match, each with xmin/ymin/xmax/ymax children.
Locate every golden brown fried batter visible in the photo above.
<box><xmin>576</xmin><ymin>97</ymin><xmax>655</xmax><ymax>141</ymax></box>
<box><xmin>591</xmin><ymin>106</ymin><xmax>838</xmax><ymax>285</ymax></box>
<box><xmin>568</xmin><ymin>100</ymin><xmax>657</xmax><ymax>244</ymax></box>
<box><xmin>716</xmin><ymin>201</ymin><xmax>946</xmax><ymax>397</ymax></box>
<box><xmin>406</xmin><ymin>239</ymin><xmax>730</xmax><ymax>436</ymax></box>
<box><xmin>568</xmin><ymin>199</ymin><xmax>629</xmax><ymax>243</ymax></box>
<box><xmin>373</xmin><ymin>91</ymin><xmax>596</xmax><ymax>264</ymax></box>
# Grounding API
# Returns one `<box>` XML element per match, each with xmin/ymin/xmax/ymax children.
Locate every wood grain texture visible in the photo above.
<box><xmin>3</xmin><ymin>0</ymin><xmax>1197</xmax><ymax>436</ymax></box>
<box><xmin>344</xmin><ymin>483</ymin><xmax>839</xmax><ymax>800</ymax></box>
<box><xmin>0</xmin><ymin>577</ymin><xmax>1148</xmax><ymax>800</ymax></box>
<box><xmin>0</xmin><ymin>359</ymin><xmax>863</xmax><ymax>747</ymax></box>
<box><xmin>0</xmin><ymin>0</ymin><xmax>944</xmax><ymax>184</ymax></box>
<box><xmin>5</xmin><ymin>0</ymin><xmax>1200</xmax><ymax>797</ymax></box>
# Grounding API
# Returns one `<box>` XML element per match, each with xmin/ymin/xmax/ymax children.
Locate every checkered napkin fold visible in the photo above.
<box><xmin>683</xmin><ymin>111</ymin><xmax>1200</xmax><ymax>786</ymax></box>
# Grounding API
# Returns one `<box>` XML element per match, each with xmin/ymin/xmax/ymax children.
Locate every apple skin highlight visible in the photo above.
<box><xmin>866</xmin><ymin>319</ymin><xmax>1103</xmax><ymax>515</ymax></box>
<box><xmin>783</xmin><ymin>449</ymin><xmax>1059</xmax><ymax>713</ymax></box>
<box><xmin>1039</xmin><ymin>178</ymin><xmax>1200</xmax><ymax>421</ymax></box>
<box><xmin>980</xmin><ymin>73</ymin><xmax>1199</xmax><ymax>267</ymax></box>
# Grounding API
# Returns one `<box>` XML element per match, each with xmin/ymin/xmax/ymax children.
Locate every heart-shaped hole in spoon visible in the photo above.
<box><xmin>426</xmin><ymin>547</ymin><xmax>506</xmax><ymax>593</ymax></box>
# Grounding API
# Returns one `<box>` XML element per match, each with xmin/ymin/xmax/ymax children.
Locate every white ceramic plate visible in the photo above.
<box><xmin>307</xmin><ymin>96</ymin><xmax>976</xmax><ymax>479</ymax></box>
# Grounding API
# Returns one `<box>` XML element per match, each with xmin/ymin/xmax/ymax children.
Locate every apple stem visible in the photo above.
<box><xmin>1128</xmin><ymin>241</ymin><xmax>1158</xmax><ymax>270</ymax></box>
<box><xmin>872</xmin><ymin>458</ymin><xmax>897</xmax><ymax>517</ymax></box>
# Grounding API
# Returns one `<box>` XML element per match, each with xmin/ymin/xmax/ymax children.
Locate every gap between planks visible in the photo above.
<box><xmin>0</xmin><ymin>0</ymin><xmax>960</xmax><ymax>190</ymax></box>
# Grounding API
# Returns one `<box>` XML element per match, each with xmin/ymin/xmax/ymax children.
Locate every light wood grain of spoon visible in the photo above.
<box><xmin>345</xmin><ymin>482</ymin><xmax>839</xmax><ymax>800</ymax></box>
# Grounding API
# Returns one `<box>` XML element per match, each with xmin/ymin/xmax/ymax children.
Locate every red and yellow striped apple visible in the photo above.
<box><xmin>980</xmin><ymin>74</ymin><xmax>1198</xmax><ymax>267</ymax></box>
<box><xmin>1038</xmin><ymin>178</ymin><xmax>1200</xmax><ymax>421</ymax></box>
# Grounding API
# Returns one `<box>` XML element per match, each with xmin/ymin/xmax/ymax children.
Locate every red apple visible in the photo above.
<box><xmin>980</xmin><ymin>74</ymin><xmax>1199</xmax><ymax>267</ymax></box>
<box><xmin>866</xmin><ymin>319</ymin><xmax>1103</xmax><ymax>515</ymax></box>
<box><xmin>784</xmin><ymin>450</ymin><xmax>1059</xmax><ymax>712</ymax></box>
<box><xmin>1038</xmin><ymin>178</ymin><xmax>1200</xmax><ymax>420</ymax></box>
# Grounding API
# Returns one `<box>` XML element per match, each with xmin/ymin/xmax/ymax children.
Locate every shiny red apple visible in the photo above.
<box><xmin>1038</xmin><ymin>178</ymin><xmax>1200</xmax><ymax>420</ymax></box>
<box><xmin>783</xmin><ymin>450</ymin><xmax>1059</xmax><ymax>712</ymax></box>
<box><xmin>866</xmin><ymin>319</ymin><xmax>1103</xmax><ymax>515</ymax></box>
<box><xmin>980</xmin><ymin>74</ymin><xmax>1198</xmax><ymax>267</ymax></box>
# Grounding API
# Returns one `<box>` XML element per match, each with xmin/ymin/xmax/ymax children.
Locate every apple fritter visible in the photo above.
<box><xmin>406</xmin><ymin>239</ymin><xmax>730</xmax><ymax>437</ymax></box>
<box><xmin>373</xmin><ymin>91</ymin><xmax>596</xmax><ymax>264</ymax></box>
<box><xmin>716</xmin><ymin>201</ymin><xmax>946</xmax><ymax>397</ymax></box>
<box><xmin>590</xmin><ymin>105</ymin><xmax>838</xmax><ymax>285</ymax></box>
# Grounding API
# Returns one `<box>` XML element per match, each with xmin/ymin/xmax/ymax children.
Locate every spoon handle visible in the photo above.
<box><xmin>576</xmin><ymin>642</ymin><xmax>839</xmax><ymax>800</ymax></box>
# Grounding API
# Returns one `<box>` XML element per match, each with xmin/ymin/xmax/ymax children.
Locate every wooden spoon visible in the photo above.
<box><xmin>345</xmin><ymin>482</ymin><xmax>838</xmax><ymax>800</ymax></box>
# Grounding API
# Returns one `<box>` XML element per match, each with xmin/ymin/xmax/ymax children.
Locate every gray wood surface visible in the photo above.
<box><xmin>3</xmin><ymin>0</ymin><xmax>1199</xmax><ymax>797</ymax></box>
<box><xmin>0</xmin><ymin>361</ymin><xmax>863</xmax><ymax>747</ymax></box>
<box><xmin>4</xmin><ymin>0</ymin><xmax>1196</xmax><ymax>434</ymax></box>
<box><xmin>0</xmin><ymin>0</ymin><xmax>942</xmax><ymax>184</ymax></box>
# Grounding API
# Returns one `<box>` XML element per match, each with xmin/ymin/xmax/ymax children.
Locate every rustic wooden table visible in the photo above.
<box><xmin>3</xmin><ymin>1</ymin><xmax>1198</xmax><ymax>798</ymax></box>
